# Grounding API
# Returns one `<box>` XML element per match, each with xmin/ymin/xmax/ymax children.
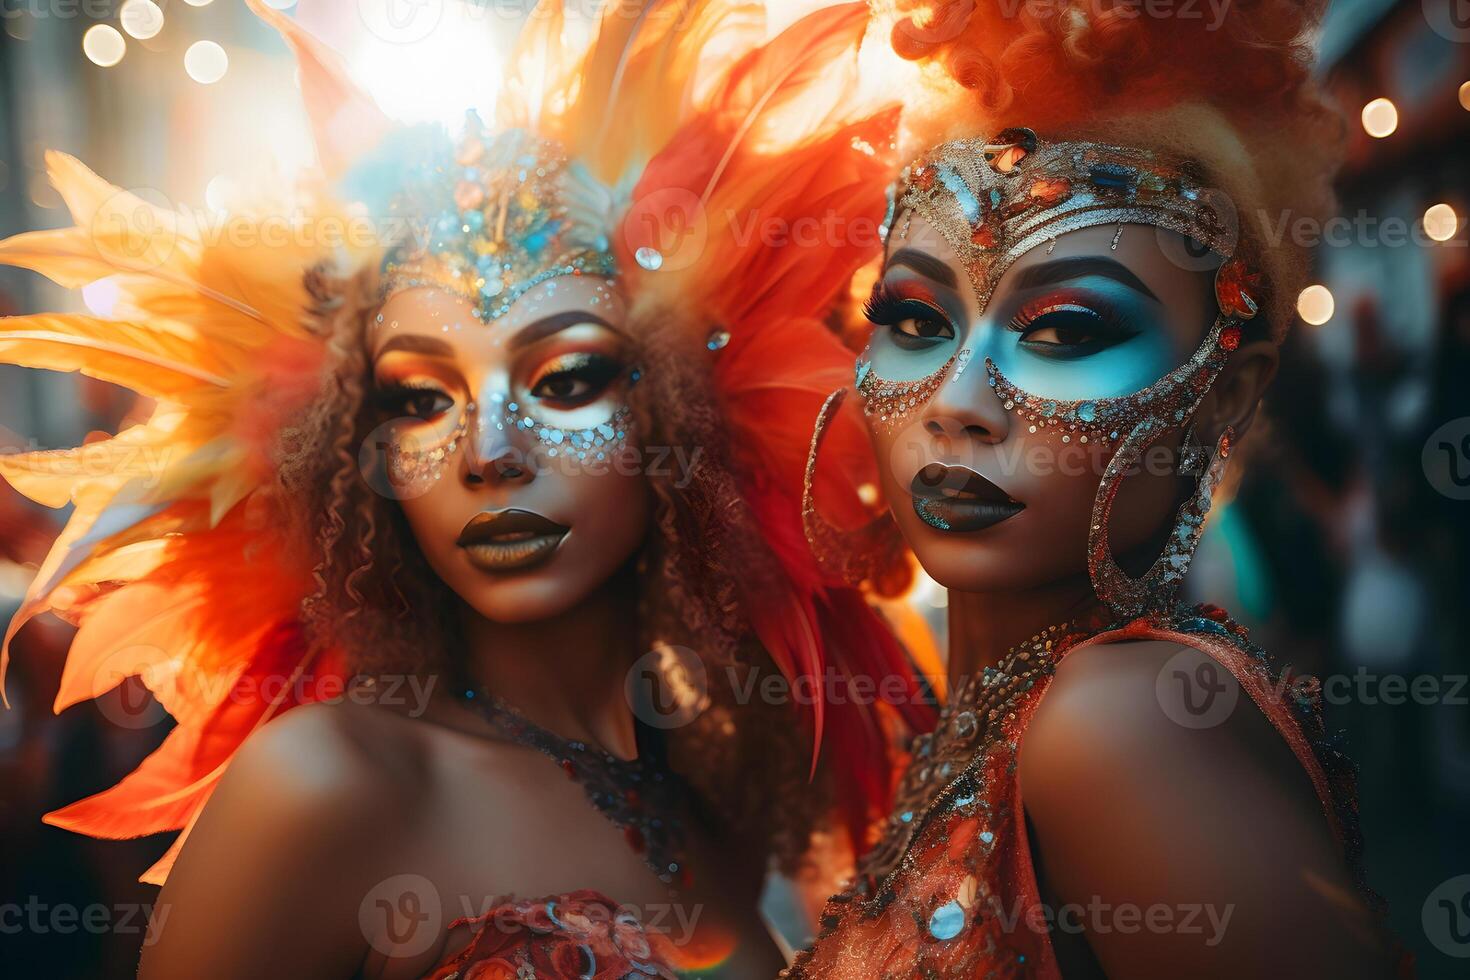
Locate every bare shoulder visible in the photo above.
<box><xmin>1017</xmin><ymin>638</ymin><xmax>1394</xmax><ymax>978</ymax></box>
<box><xmin>1022</xmin><ymin>637</ymin><xmax>1312</xmax><ymax>803</ymax></box>
<box><xmin>138</xmin><ymin>700</ymin><xmax>448</xmax><ymax>979</ymax></box>
<box><xmin>221</xmin><ymin>698</ymin><xmax>435</xmax><ymax>817</ymax></box>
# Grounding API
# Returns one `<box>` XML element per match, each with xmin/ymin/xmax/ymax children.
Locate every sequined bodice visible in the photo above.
<box><xmin>784</xmin><ymin>605</ymin><xmax>1375</xmax><ymax>979</ymax></box>
<box><xmin>422</xmin><ymin>890</ymin><xmax>683</xmax><ymax>980</ymax></box>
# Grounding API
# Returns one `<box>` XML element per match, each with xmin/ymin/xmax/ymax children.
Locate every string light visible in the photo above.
<box><xmin>1424</xmin><ymin>203</ymin><xmax>1459</xmax><ymax>243</ymax></box>
<box><xmin>1361</xmin><ymin>98</ymin><xmax>1398</xmax><ymax>138</ymax></box>
<box><xmin>82</xmin><ymin>24</ymin><xmax>127</xmax><ymax>68</ymax></box>
<box><xmin>1297</xmin><ymin>285</ymin><xmax>1335</xmax><ymax>326</ymax></box>
<box><xmin>184</xmin><ymin>41</ymin><xmax>229</xmax><ymax>84</ymax></box>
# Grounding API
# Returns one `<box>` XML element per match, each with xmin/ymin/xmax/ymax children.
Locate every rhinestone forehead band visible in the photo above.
<box><xmin>382</xmin><ymin>119</ymin><xmax>618</xmax><ymax>322</ymax></box>
<box><xmin>888</xmin><ymin>127</ymin><xmax>1249</xmax><ymax>322</ymax></box>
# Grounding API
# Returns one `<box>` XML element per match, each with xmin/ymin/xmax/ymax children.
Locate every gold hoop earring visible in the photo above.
<box><xmin>802</xmin><ymin>388</ymin><xmax>907</xmax><ymax>591</ymax></box>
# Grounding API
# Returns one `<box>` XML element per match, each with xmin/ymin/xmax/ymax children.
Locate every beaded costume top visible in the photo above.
<box><xmin>784</xmin><ymin>605</ymin><xmax>1388</xmax><ymax>978</ymax></box>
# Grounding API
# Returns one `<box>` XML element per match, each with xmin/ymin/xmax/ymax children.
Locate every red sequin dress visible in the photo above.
<box><xmin>423</xmin><ymin>891</ymin><xmax>683</xmax><ymax>980</ymax></box>
<box><xmin>785</xmin><ymin>605</ymin><xmax>1399</xmax><ymax>978</ymax></box>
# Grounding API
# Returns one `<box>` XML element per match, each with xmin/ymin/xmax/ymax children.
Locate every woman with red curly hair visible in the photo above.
<box><xmin>791</xmin><ymin>1</ymin><xmax>1407</xmax><ymax>976</ymax></box>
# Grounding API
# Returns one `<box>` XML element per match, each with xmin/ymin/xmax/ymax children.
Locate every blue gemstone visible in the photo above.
<box><xmin>900</xmin><ymin>811</ymin><xmax>914</xmax><ymax>823</ymax></box>
<box><xmin>1077</xmin><ymin>401</ymin><xmax>1097</xmax><ymax>423</ymax></box>
<box><xmin>928</xmin><ymin>900</ymin><xmax>966</xmax><ymax>941</ymax></box>
<box><xmin>1179</xmin><ymin>617</ymin><xmax>1230</xmax><ymax>637</ymax></box>
<box><xmin>1088</xmin><ymin>163</ymin><xmax>1134</xmax><ymax>191</ymax></box>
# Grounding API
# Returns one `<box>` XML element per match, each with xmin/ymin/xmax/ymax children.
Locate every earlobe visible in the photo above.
<box><xmin>1199</xmin><ymin>338</ymin><xmax>1278</xmax><ymax>442</ymax></box>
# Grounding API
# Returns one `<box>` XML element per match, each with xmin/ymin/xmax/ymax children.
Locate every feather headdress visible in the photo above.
<box><xmin>0</xmin><ymin>0</ymin><xmax>932</xmax><ymax>882</ymax></box>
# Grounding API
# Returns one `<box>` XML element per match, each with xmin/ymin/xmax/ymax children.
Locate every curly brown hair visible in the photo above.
<box><xmin>272</xmin><ymin>267</ymin><xmax>828</xmax><ymax>872</ymax></box>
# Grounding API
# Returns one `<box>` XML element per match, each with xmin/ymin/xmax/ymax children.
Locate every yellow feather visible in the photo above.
<box><xmin>0</xmin><ymin>316</ymin><xmax>229</xmax><ymax>394</ymax></box>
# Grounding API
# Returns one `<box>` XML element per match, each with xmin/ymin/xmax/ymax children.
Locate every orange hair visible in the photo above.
<box><xmin>882</xmin><ymin>0</ymin><xmax>1345</xmax><ymax>339</ymax></box>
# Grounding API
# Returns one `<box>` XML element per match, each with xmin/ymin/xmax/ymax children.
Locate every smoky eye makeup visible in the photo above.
<box><xmin>997</xmin><ymin>276</ymin><xmax>1163</xmax><ymax>359</ymax></box>
<box><xmin>525</xmin><ymin>350</ymin><xmax>626</xmax><ymax>405</ymax></box>
<box><xmin>370</xmin><ymin>373</ymin><xmax>458</xmax><ymax>422</ymax></box>
<box><xmin>1007</xmin><ymin>295</ymin><xmax>1143</xmax><ymax>360</ymax></box>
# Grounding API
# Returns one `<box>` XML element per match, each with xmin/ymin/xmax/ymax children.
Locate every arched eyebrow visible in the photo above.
<box><xmin>1009</xmin><ymin>256</ymin><xmax>1159</xmax><ymax>302</ymax></box>
<box><xmin>373</xmin><ymin>312</ymin><xmax>628</xmax><ymax>359</ymax></box>
<box><xmin>375</xmin><ymin>335</ymin><xmax>454</xmax><ymax>358</ymax></box>
<box><xmin>507</xmin><ymin>311</ymin><xmax>626</xmax><ymax>351</ymax></box>
<box><xmin>884</xmin><ymin>248</ymin><xmax>959</xmax><ymax>289</ymax></box>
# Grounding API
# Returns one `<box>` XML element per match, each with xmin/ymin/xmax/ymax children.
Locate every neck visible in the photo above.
<box><xmin>457</xmin><ymin>565</ymin><xmax>641</xmax><ymax>759</ymax></box>
<box><xmin>946</xmin><ymin>573</ymin><xmax>1101</xmax><ymax>685</ymax></box>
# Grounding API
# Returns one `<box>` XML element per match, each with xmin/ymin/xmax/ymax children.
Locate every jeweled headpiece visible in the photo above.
<box><xmin>382</xmin><ymin>117</ymin><xmax>618</xmax><ymax>321</ymax></box>
<box><xmin>886</xmin><ymin>127</ymin><xmax>1259</xmax><ymax>323</ymax></box>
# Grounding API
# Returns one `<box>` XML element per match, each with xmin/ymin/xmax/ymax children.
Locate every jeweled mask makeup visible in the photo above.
<box><xmin>372</xmin><ymin>116</ymin><xmax>638</xmax><ymax>500</ymax></box>
<box><xmin>834</xmin><ymin>129</ymin><xmax>1266</xmax><ymax>616</ymax></box>
<box><xmin>363</xmin><ymin>120</ymin><xmax>650</xmax><ymax>624</ymax></box>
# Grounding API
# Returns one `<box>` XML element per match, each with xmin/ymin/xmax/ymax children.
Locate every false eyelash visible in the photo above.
<box><xmin>370</xmin><ymin>378</ymin><xmax>449</xmax><ymax>411</ymax></box>
<box><xmin>1009</xmin><ymin>301</ymin><xmax>1137</xmax><ymax>340</ymax></box>
<box><xmin>863</xmin><ymin>282</ymin><xmax>952</xmax><ymax>329</ymax></box>
<box><xmin>529</xmin><ymin>351</ymin><xmax>622</xmax><ymax>392</ymax></box>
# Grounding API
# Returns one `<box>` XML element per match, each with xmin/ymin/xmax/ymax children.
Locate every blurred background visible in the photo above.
<box><xmin>1</xmin><ymin>0</ymin><xmax>1467</xmax><ymax>976</ymax></box>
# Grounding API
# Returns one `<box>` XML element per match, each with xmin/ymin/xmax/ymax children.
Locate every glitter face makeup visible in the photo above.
<box><xmin>807</xmin><ymin>128</ymin><xmax>1263</xmax><ymax>615</ymax></box>
<box><xmin>370</xmin><ymin>311</ymin><xmax>640</xmax><ymax>499</ymax></box>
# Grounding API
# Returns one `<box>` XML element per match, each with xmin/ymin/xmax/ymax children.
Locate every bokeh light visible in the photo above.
<box><xmin>204</xmin><ymin>175</ymin><xmax>236</xmax><ymax>214</ymax></box>
<box><xmin>1297</xmin><ymin>284</ymin><xmax>1335</xmax><ymax>326</ymax></box>
<box><xmin>1424</xmin><ymin>203</ymin><xmax>1459</xmax><ymax>243</ymax></box>
<box><xmin>348</xmin><ymin>0</ymin><xmax>502</xmax><ymax>126</ymax></box>
<box><xmin>120</xmin><ymin>0</ymin><xmax>165</xmax><ymax>41</ymax></box>
<box><xmin>1460</xmin><ymin>81</ymin><xmax>1470</xmax><ymax>112</ymax></box>
<box><xmin>82</xmin><ymin>25</ymin><xmax>127</xmax><ymax>68</ymax></box>
<box><xmin>184</xmin><ymin>41</ymin><xmax>229</xmax><ymax>85</ymax></box>
<box><xmin>82</xmin><ymin>279</ymin><xmax>122</xmax><ymax>318</ymax></box>
<box><xmin>1361</xmin><ymin>98</ymin><xmax>1398</xmax><ymax>138</ymax></box>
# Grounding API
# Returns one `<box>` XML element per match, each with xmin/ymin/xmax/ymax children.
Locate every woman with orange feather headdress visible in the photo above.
<box><xmin>0</xmin><ymin>1</ymin><xmax>935</xmax><ymax>976</ymax></box>
<box><xmin>788</xmin><ymin>0</ymin><xmax>1410</xmax><ymax>976</ymax></box>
